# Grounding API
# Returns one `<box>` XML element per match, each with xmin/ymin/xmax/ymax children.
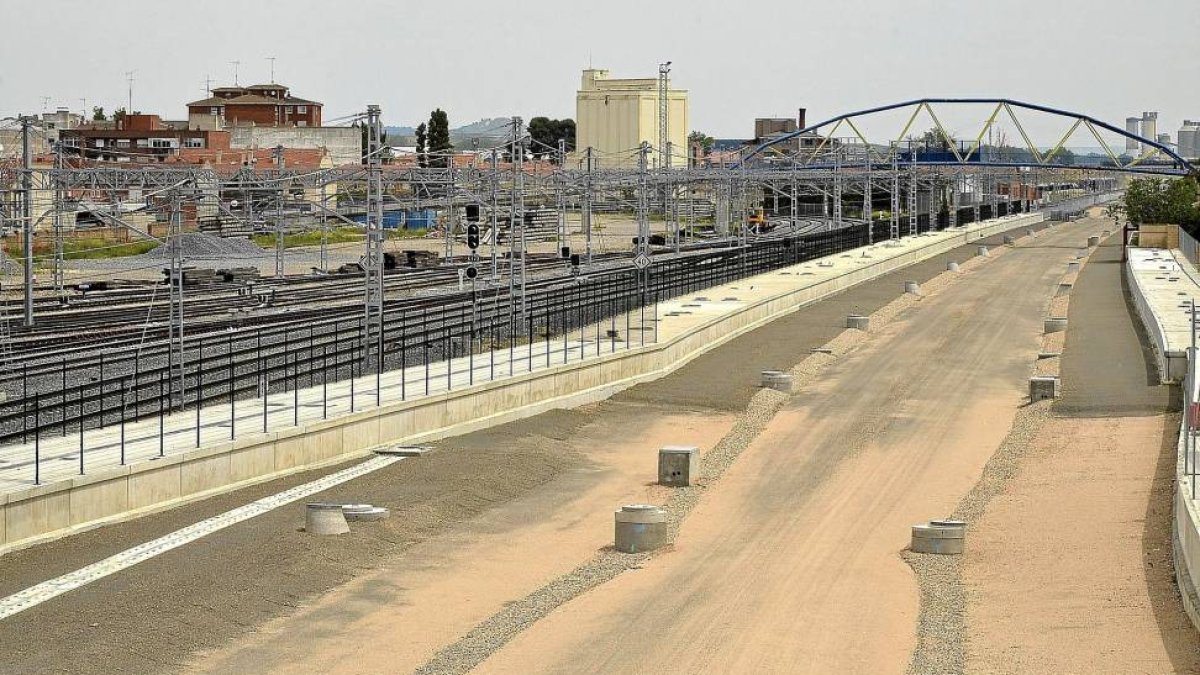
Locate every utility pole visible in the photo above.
<box><xmin>556</xmin><ymin>138</ymin><xmax>567</xmax><ymax>256</ymax></box>
<box><xmin>231</xmin><ymin>60</ymin><xmax>241</xmax><ymax>86</ymax></box>
<box><xmin>52</xmin><ymin>141</ymin><xmax>64</xmax><ymax>295</ymax></box>
<box><xmin>168</xmin><ymin>189</ymin><xmax>186</xmax><ymax>406</ymax></box>
<box><xmin>864</xmin><ymin>160</ymin><xmax>873</xmax><ymax>244</ymax></box>
<box><xmin>832</xmin><ymin>146</ymin><xmax>843</xmax><ymax>231</ymax></box>
<box><xmin>657</xmin><ymin>61</ymin><xmax>671</xmax><ymax>171</ymax></box>
<box><xmin>636</xmin><ymin>140</ymin><xmax>651</xmax><ymax>292</ymax></box>
<box><xmin>509</xmin><ymin>116</ymin><xmax>527</xmax><ymax>320</ymax></box>
<box><xmin>125</xmin><ymin>71</ymin><xmax>135</xmax><ymax>113</ymax></box>
<box><xmin>20</xmin><ymin>116</ymin><xmax>34</xmax><ymax>327</ymax></box>
<box><xmin>890</xmin><ymin>145</ymin><xmax>900</xmax><ymax>240</ymax></box>
<box><xmin>363</xmin><ymin>105</ymin><xmax>385</xmax><ymax>372</ymax></box>
<box><xmin>266</xmin><ymin>56</ymin><xmax>276</xmax><ymax>83</ymax></box>
<box><xmin>445</xmin><ymin>159</ymin><xmax>456</xmax><ymax>260</ymax></box>
<box><xmin>273</xmin><ymin>145</ymin><xmax>284</xmax><ymax>278</ymax></box>
<box><xmin>908</xmin><ymin>160</ymin><xmax>918</xmax><ymax>236</ymax></box>
<box><xmin>489</xmin><ymin>148</ymin><xmax>499</xmax><ymax>281</ymax></box>
<box><xmin>583</xmin><ymin>147</ymin><xmax>594</xmax><ymax>265</ymax></box>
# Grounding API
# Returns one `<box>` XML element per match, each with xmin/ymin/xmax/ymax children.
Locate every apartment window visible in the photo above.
<box><xmin>116</xmin><ymin>139</ymin><xmax>131</xmax><ymax>147</ymax></box>
<box><xmin>296</xmin><ymin>105</ymin><xmax>306</xmax><ymax>113</ymax></box>
<box><xmin>183</xmin><ymin>137</ymin><xmax>203</xmax><ymax>148</ymax></box>
<box><xmin>286</xmin><ymin>106</ymin><xmax>294</xmax><ymax>114</ymax></box>
<box><xmin>136</xmin><ymin>139</ymin><xmax>149</xmax><ymax>148</ymax></box>
<box><xmin>151</xmin><ymin>139</ymin><xmax>175</xmax><ymax>149</ymax></box>
<box><xmin>210</xmin><ymin>106</ymin><xmax>222</xmax><ymax>116</ymax></box>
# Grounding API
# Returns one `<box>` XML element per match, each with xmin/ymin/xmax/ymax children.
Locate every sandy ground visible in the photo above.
<box><xmin>0</xmin><ymin>224</ymin><xmax>1054</xmax><ymax>674</ymax></box>
<box><xmin>189</xmin><ymin>407</ymin><xmax>735</xmax><ymax>675</ymax></box>
<box><xmin>964</xmin><ymin>414</ymin><xmax>1200</xmax><ymax>673</ymax></box>
<box><xmin>962</xmin><ymin>234</ymin><xmax>1200</xmax><ymax>673</ymax></box>
<box><xmin>470</xmin><ymin>221</ymin><xmax>1096</xmax><ymax>674</ymax></box>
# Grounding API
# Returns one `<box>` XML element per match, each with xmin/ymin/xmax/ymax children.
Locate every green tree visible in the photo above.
<box><xmin>112</xmin><ymin>107</ymin><xmax>127</xmax><ymax>126</ymax></box>
<box><xmin>415</xmin><ymin>123</ymin><xmax>427</xmax><ymax>168</ymax></box>
<box><xmin>1124</xmin><ymin>175</ymin><xmax>1200</xmax><ymax>231</ymax></box>
<box><xmin>528</xmin><ymin>117</ymin><xmax>576</xmax><ymax>162</ymax></box>
<box><xmin>688</xmin><ymin>131</ymin><xmax>715</xmax><ymax>153</ymax></box>
<box><xmin>91</xmin><ymin>106</ymin><xmax>107</xmax><ymax>122</ymax></box>
<box><xmin>427</xmin><ymin>109</ymin><xmax>452</xmax><ymax>168</ymax></box>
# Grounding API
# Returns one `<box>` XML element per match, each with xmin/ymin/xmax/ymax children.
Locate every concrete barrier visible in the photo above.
<box><xmin>761</xmin><ymin>370</ymin><xmax>794</xmax><ymax>393</ymax></box>
<box><xmin>1029</xmin><ymin>376</ymin><xmax>1060</xmax><ymax>401</ymax></box>
<box><xmin>658</xmin><ymin>446</ymin><xmax>700</xmax><ymax>487</ymax></box>
<box><xmin>911</xmin><ymin>520</ymin><xmax>966</xmax><ymax>555</ymax></box>
<box><xmin>0</xmin><ymin>213</ymin><xmax>1048</xmax><ymax>554</ymax></box>
<box><xmin>614</xmin><ymin>505</ymin><xmax>668</xmax><ymax>553</ymax></box>
<box><xmin>846</xmin><ymin>314</ymin><xmax>870</xmax><ymax>330</ymax></box>
<box><xmin>1044</xmin><ymin>317</ymin><xmax>1068</xmax><ymax>334</ymax></box>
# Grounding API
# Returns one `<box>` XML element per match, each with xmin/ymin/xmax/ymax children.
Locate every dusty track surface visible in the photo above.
<box><xmin>963</xmin><ymin>238</ymin><xmax>1200</xmax><ymax>673</ymax></box>
<box><xmin>0</xmin><ymin>227</ymin><xmax>1040</xmax><ymax>675</ymax></box>
<box><xmin>469</xmin><ymin>221</ymin><xmax>1104</xmax><ymax>674</ymax></box>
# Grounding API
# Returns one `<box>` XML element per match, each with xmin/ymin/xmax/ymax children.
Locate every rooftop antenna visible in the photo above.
<box><xmin>267</xmin><ymin>56</ymin><xmax>276</xmax><ymax>83</ymax></box>
<box><xmin>40</xmin><ymin>96</ymin><xmax>50</xmax><ymax>114</ymax></box>
<box><xmin>80</xmin><ymin>98</ymin><xmax>87</xmax><ymax>119</ymax></box>
<box><xmin>231</xmin><ymin>60</ymin><xmax>241</xmax><ymax>86</ymax></box>
<box><xmin>125</xmin><ymin>70</ymin><xmax>135</xmax><ymax>112</ymax></box>
<box><xmin>203</xmin><ymin>74</ymin><xmax>212</xmax><ymax>96</ymax></box>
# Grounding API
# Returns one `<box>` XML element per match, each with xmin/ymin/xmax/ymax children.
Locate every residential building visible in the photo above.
<box><xmin>59</xmin><ymin>114</ymin><xmax>230</xmax><ymax>162</ymax></box>
<box><xmin>186</xmin><ymin>83</ymin><xmax>322</xmax><ymax>130</ymax></box>
<box><xmin>574</xmin><ymin>68</ymin><xmax>688</xmax><ymax>169</ymax></box>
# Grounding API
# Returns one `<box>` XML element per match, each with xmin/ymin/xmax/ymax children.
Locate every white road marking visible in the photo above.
<box><xmin>0</xmin><ymin>454</ymin><xmax>401</xmax><ymax>621</ymax></box>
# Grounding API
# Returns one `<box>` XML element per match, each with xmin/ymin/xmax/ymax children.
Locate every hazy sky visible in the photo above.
<box><xmin>2</xmin><ymin>0</ymin><xmax>1197</xmax><ymax>144</ymax></box>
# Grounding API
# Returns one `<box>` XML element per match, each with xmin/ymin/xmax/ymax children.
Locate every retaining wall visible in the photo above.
<box><xmin>0</xmin><ymin>213</ymin><xmax>1045</xmax><ymax>553</ymax></box>
<box><xmin>1126</xmin><ymin>245</ymin><xmax>1200</xmax><ymax>632</ymax></box>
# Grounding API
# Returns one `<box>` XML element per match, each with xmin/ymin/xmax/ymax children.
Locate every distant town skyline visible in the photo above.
<box><xmin>2</xmin><ymin>0</ymin><xmax>1197</xmax><ymax>145</ymax></box>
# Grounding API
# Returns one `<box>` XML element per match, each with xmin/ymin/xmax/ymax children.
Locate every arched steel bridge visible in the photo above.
<box><xmin>741</xmin><ymin>98</ymin><xmax>1195</xmax><ymax>176</ymax></box>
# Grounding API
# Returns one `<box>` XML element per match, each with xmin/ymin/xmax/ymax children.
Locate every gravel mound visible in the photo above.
<box><xmin>144</xmin><ymin>233</ymin><xmax>266</xmax><ymax>259</ymax></box>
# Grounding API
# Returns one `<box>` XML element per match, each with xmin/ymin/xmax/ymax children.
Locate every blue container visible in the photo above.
<box><xmin>349</xmin><ymin>210</ymin><xmax>412</xmax><ymax>228</ymax></box>
<box><xmin>404</xmin><ymin>209</ymin><xmax>436</xmax><ymax>230</ymax></box>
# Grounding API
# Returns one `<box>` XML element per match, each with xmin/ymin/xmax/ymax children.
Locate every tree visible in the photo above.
<box><xmin>688</xmin><ymin>130</ymin><xmax>715</xmax><ymax>155</ymax></box>
<box><xmin>358</xmin><ymin>122</ymin><xmax>390</xmax><ymax>164</ymax></box>
<box><xmin>427</xmin><ymin>109</ymin><xmax>452</xmax><ymax>168</ymax></box>
<box><xmin>91</xmin><ymin>106</ymin><xmax>107</xmax><ymax>122</ymax></box>
<box><xmin>528</xmin><ymin>117</ymin><xmax>576</xmax><ymax>162</ymax></box>
<box><xmin>415</xmin><ymin>123</ymin><xmax>427</xmax><ymax>168</ymax></box>
<box><xmin>112</xmin><ymin>107</ymin><xmax>127</xmax><ymax>126</ymax></box>
<box><xmin>1124</xmin><ymin>175</ymin><xmax>1200</xmax><ymax>231</ymax></box>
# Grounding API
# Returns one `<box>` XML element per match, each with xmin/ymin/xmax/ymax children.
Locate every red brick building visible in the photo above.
<box><xmin>59</xmin><ymin>114</ymin><xmax>230</xmax><ymax>162</ymax></box>
<box><xmin>187</xmin><ymin>83</ymin><xmax>322</xmax><ymax>129</ymax></box>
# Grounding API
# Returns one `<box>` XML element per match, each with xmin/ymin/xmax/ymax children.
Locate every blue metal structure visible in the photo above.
<box><xmin>741</xmin><ymin>98</ymin><xmax>1196</xmax><ymax>175</ymax></box>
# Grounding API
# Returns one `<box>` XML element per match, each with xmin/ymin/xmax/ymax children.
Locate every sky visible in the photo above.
<box><xmin>1</xmin><ymin>0</ymin><xmax>1197</xmax><ymax>146</ymax></box>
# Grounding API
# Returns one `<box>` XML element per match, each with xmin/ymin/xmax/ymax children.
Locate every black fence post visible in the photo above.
<box><xmin>196</xmin><ymin>344</ymin><xmax>204</xmax><ymax>448</ymax></box>
<box><xmin>119</xmin><ymin>377</ymin><xmax>126</xmax><ymax>466</ymax></box>
<box><xmin>79</xmin><ymin>383</ymin><xmax>85</xmax><ymax>474</ymax></box>
<box><xmin>33</xmin><ymin>392</ymin><xmax>40</xmax><ymax>485</ymax></box>
<box><xmin>159</xmin><ymin>370</ymin><xmax>165</xmax><ymax>457</ymax></box>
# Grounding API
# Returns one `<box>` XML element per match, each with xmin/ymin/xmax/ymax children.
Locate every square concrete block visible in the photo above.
<box><xmin>658</xmin><ymin>446</ymin><xmax>700</xmax><ymax>487</ymax></box>
<box><xmin>1030</xmin><ymin>376</ymin><xmax>1060</xmax><ymax>402</ymax></box>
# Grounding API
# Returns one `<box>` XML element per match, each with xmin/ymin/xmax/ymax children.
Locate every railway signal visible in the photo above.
<box><xmin>467</xmin><ymin>222</ymin><xmax>480</xmax><ymax>250</ymax></box>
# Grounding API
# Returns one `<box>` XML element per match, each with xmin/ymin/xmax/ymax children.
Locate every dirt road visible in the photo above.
<box><xmin>963</xmin><ymin>238</ymin><xmax>1200</xmax><ymax>673</ymax></box>
<box><xmin>472</xmin><ymin>220</ymin><xmax>1105</xmax><ymax>674</ymax></box>
<box><xmin>0</xmin><ymin>224</ymin><xmax>1060</xmax><ymax>674</ymax></box>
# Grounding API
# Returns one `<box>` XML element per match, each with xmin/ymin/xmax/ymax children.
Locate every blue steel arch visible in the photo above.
<box><xmin>740</xmin><ymin>98</ymin><xmax>1195</xmax><ymax>175</ymax></box>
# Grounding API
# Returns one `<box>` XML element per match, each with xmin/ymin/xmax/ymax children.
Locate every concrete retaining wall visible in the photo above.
<box><xmin>1174</xmin><ymin>434</ymin><xmax>1200</xmax><ymax>633</ymax></box>
<box><xmin>1126</xmin><ymin>251</ymin><xmax>1188</xmax><ymax>383</ymax></box>
<box><xmin>1127</xmin><ymin>248</ymin><xmax>1200</xmax><ymax>633</ymax></box>
<box><xmin>0</xmin><ymin>214</ymin><xmax>1045</xmax><ymax>553</ymax></box>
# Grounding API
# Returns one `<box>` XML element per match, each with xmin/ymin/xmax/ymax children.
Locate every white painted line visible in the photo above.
<box><xmin>0</xmin><ymin>454</ymin><xmax>401</xmax><ymax>621</ymax></box>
